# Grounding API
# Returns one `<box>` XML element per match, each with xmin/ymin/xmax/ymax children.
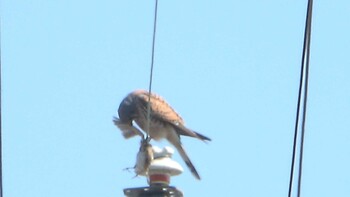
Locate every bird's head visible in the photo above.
<box><xmin>118</xmin><ymin>93</ymin><xmax>137</xmax><ymax>124</ymax></box>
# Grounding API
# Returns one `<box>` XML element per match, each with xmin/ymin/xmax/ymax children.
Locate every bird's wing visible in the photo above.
<box><xmin>135</xmin><ymin>91</ymin><xmax>209</xmax><ymax>139</ymax></box>
<box><xmin>135</xmin><ymin>91</ymin><xmax>185</xmax><ymax>125</ymax></box>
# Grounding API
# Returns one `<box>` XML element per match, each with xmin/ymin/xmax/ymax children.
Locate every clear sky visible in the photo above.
<box><xmin>2</xmin><ymin>0</ymin><xmax>350</xmax><ymax>196</ymax></box>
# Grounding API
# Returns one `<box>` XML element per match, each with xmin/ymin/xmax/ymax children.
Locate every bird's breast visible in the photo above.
<box><xmin>134</xmin><ymin>118</ymin><xmax>172</xmax><ymax>141</ymax></box>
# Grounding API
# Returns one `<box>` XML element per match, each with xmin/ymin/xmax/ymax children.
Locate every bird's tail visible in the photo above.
<box><xmin>174</xmin><ymin>143</ymin><xmax>201</xmax><ymax>180</ymax></box>
<box><xmin>193</xmin><ymin>131</ymin><xmax>211</xmax><ymax>141</ymax></box>
<box><xmin>172</xmin><ymin>124</ymin><xmax>211</xmax><ymax>142</ymax></box>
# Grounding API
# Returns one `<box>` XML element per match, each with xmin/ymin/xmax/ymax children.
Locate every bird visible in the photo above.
<box><xmin>113</xmin><ymin>89</ymin><xmax>211</xmax><ymax>180</ymax></box>
<box><xmin>134</xmin><ymin>139</ymin><xmax>154</xmax><ymax>177</ymax></box>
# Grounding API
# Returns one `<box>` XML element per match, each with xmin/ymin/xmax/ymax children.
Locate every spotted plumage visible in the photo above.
<box><xmin>113</xmin><ymin>89</ymin><xmax>211</xmax><ymax>180</ymax></box>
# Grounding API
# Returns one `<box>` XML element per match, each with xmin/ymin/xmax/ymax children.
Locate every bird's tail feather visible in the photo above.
<box><xmin>173</xmin><ymin>124</ymin><xmax>211</xmax><ymax>142</ymax></box>
<box><xmin>193</xmin><ymin>131</ymin><xmax>211</xmax><ymax>141</ymax></box>
<box><xmin>174</xmin><ymin>143</ymin><xmax>201</xmax><ymax>180</ymax></box>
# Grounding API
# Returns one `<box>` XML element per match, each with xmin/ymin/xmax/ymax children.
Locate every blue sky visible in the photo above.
<box><xmin>2</xmin><ymin>0</ymin><xmax>350</xmax><ymax>196</ymax></box>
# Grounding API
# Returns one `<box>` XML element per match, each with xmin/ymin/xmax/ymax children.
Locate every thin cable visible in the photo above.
<box><xmin>297</xmin><ymin>0</ymin><xmax>313</xmax><ymax>196</ymax></box>
<box><xmin>0</xmin><ymin>12</ymin><xmax>3</xmax><ymax>197</ymax></box>
<box><xmin>0</xmin><ymin>13</ymin><xmax>3</xmax><ymax>197</ymax></box>
<box><xmin>146</xmin><ymin>0</ymin><xmax>159</xmax><ymax>141</ymax></box>
<box><xmin>288</xmin><ymin>19</ymin><xmax>307</xmax><ymax>197</ymax></box>
<box><xmin>288</xmin><ymin>0</ymin><xmax>313</xmax><ymax>196</ymax></box>
<box><xmin>288</xmin><ymin>2</ymin><xmax>309</xmax><ymax>196</ymax></box>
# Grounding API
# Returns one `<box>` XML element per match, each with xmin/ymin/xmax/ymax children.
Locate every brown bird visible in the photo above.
<box><xmin>113</xmin><ymin>89</ymin><xmax>211</xmax><ymax>180</ymax></box>
<box><xmin>134</xmin><ymin>139</ymin><xmax>154</xmax><ymax>177</ymax></box>
<box><xmin>123</xmin><ymin>139</ymin><xmax>153</xmax><ymax>177</ymax></box>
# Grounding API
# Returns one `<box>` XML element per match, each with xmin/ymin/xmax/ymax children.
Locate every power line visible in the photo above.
<box><xmin>0</xmin><ymin>10</ymin><xmax>3</xmax><ymax>197</ymax></box>
<box><xmin>288</xmin><ymin>0</ymin><xmax>313</xmax><ymax>196</ymax></box>
<box><xmin>146</xmin><ymin>0</ymin><xmax>159</xmax><ymax>141</ymax></box>
<box><xmin>297</xmin><ymin>0</ymin><xmax>313</xmax><ymax>196</ymax></box>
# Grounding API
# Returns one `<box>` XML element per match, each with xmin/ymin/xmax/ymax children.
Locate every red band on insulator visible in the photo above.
<box><xmin>149</xmin><ymin>174</ymin><xmax>170</xmax><ymax>185</ymax></box>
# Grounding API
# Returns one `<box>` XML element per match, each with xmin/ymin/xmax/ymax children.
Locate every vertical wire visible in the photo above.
<box><xmin>288</xmin><ymin>0</ymin><xmax>313</xmax><ymax>196</ymax></box>
<box><xmin>288</xmin><ymin>20</ymin><xmax>307</xmax><ymax>197</ymax></box>
<box><xmin>146</xmin><ymin>0</ymin><xmax>159</xmax><ymax>141</ymax></box>
<box><xmin>0</xmin><ymin>12</ymin><xmax>3</xmax><ymax>197</ymax></box>
<box><xmin>297</xmin><ymin>0</ymin><xmax>313</xmax><ymax>196</ymax></box>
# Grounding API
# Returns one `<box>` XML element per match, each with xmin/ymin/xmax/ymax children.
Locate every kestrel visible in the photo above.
<box><xmin>113</xmin><ymin>89</ymin><xmax>211</xmax><ymax>180</ymax></box>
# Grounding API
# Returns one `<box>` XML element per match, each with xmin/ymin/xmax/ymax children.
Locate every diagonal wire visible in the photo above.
<box><xmin>288</xmin><ymin>22</ymin><xmax>307</xmax><ymax>197</ymax></box>
<box><xmin>297</xmin><ymin>0</ymin><xmax>313</xmax><ymax>196</ymax></box>
<box><xmin>146</xmin><ymin>0</ymin><xmax>159</xmax><ymax>142</ymax></box>
<box><xmin>288</xmin><ymin>0</ymin><xmax>313</xmax><ymax>196</ymax></box>
<box><xmin>0</xmin><ymin>14</ymin><xmax>3</xmax><ymax>197</ymax></box>
<box><xmin>0</xmin><ymin>13</ymin><xmax>3</xmax><ymax>197</ymax></box>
